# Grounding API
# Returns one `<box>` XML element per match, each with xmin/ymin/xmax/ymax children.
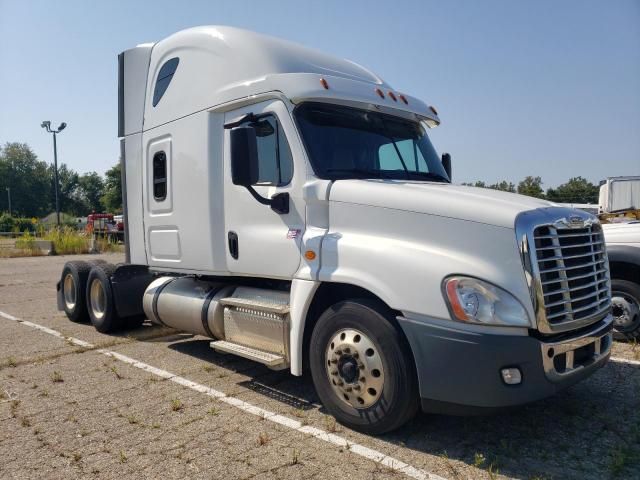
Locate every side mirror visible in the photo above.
<box><xmin>441</xmin><ymin>153</ymin><xmax>452</xmax><ymax>181</ymax></box>
<box><xmin>230</xmin><ymin>126</ymin><xmax>259</xmax><ymax>186</ymax></box>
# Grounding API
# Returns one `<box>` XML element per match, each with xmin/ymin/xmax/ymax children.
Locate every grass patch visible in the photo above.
<box><xmin>170</xmin><ymin>399</ymin><xmax>184</xmax><ymax>412</ymax></box>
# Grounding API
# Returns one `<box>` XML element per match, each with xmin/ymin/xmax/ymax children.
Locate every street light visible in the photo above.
<box><xmin>41</xmin><ymin>121</ymin><xmax>67</xmax><ymax>226</ymax></box>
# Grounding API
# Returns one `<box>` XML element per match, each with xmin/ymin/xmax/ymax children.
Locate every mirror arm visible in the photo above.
<box><xmin>245</xmin><ymin>186</ymin><xmax>289</xmax><ymax>214</ymax></box>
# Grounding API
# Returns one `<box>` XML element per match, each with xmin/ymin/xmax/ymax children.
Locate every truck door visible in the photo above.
<box><xmin>223</xmin><ymin>99</ymin><xmax>305</xmax><ymax>278</ymax></box>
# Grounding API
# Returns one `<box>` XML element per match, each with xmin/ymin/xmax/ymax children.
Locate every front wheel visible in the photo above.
<box><xmin>309</xmin><ymin>299</ymin><xmax>418</xmax><ymax>435</ymax></box>
<box><xmin>611</xmin><ymin>279</ymin><xmax>640</xmax><ymax>341</ymax></box>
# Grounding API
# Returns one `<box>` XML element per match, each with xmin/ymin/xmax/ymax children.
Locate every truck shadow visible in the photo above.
<box><xmin>161</xmin><ymin>335</ymin><xmax>639</xmax><ymax>479</ymax></box>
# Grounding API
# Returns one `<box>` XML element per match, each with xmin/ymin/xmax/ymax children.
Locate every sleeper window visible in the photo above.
<box><xmin>152</xmin><ymin>57</ymin><xmax>179</xmax><ymax>107</ymax></box>
<box><xmin>153</xmin><ymin>152</ymin><xmax>167</xmax><ymax>201</ymax></box>
<box><xmin>252</xmin><ymin>116</ymin><xmax>293</xmax><ymax>186</ymax></box>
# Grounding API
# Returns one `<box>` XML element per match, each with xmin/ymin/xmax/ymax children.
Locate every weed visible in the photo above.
<box><xmin>152</xmin><ymin>422</ymin><xmax>160</xmax><ymax>429</ymax></box>
<box><xmin>10</xmin><ymin>399</ymin><xmax>20</xmax><ymax>418</ymax></box>
<box><xmin>171</xmin><ymin>399</ymin><xmax>184</xmax><ymax>412</ymax></box>
<box><xmin>38</xmin><ymin>389</ymin><xmax>49</xmax><ymax>397</ymax></box>
<box><xmin>207</xmin><ymin>406</ymin><xmax>220</xmax><ymax>416</ymax></box>
<box><xmin>7</xmin><ymin>356</ymin><xmax>17</xmax><ymax>367</ymax></box>
<box><xmin>257</xmin><ymin>432</ymin><xmax>269</xmax><ymax>446</ymax></box>
<box><xmin>72</xmin><ymin>452</ymin><xmax>82</xmax><ymax>462</ymax></box>
<box><xmin>487</xmin><ymin>462</ymin><xmax>500</xmax><ymax>480</ymax></box>
<box><xmin>291</xmin><ymin>448</ymin><xmax>300</xmax><ymax>465</ymax></box>
<box><xmin>51</xmin><ymin>371</ymin><xmax>64</xmax><ymax>383</ymax></box>
<box><xmin>20</xmin><ymin>417</ymin><xmax>31</xmax><ymax>427</ymax></box>
<box><xmin>119</xmin><ymin>450</ymin><xmax>128</xmax><ymax>463</ymax></box>
<box><xmin>33</xmin><ymin>427</ymin><xmax>42</xmax><ymax>435</ymax></box>
<box><xmin>473</xmin><ymin>452</ymin><xmax>486</xmax><ymax>468</ymax></box>
<box><xmin>127</xmin><ymin>415</ymin><xmax>139</xmax><ymax>425</ymax></box>
<box><xmin>610</xmin><ymin>447</ymin><xmax>631</xmax><ymax>476</ymax></box>
<box><xmin>324</xmin><ymin>416</ymin><xmax>338</xmax><ymax>433</ymax></box>
<box><xmin>202</xmin><ymin>365</ymin><xmax>215</xmax><ymax>373</ymax></box>
<box><xmin>109</xmin><ymin>365</ymin><xmax>124</xmax><ymax>379</ymax></box>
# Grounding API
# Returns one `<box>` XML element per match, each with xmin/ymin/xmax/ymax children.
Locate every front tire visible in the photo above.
<box><xmin>611</xmin><ymin>279</ymin><xmax>640</xmax><ymax>341</ymax></box>
<box><xmin>309</xmin><ymin>299</ymin><xmax>418</xmax><ymax>434</ymax></box>
<box><xmin>86</xmin><ymin>264</ymin><xmax>121</xmax><ymax>333</ymax></box>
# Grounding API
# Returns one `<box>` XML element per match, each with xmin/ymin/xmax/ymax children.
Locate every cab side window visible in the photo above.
<box><xmin>253</xmin><ymin>116</ymin><xmax>293</xmax><ymax>186</ymax></box>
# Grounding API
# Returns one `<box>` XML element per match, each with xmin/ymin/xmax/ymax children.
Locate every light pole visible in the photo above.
<box><xmin>41</xmin><ymin>121</ymin><xmax>67</xmax><ymax>226</ymax></box>
<box><xmin>5</xmin><ymin>187</ymin><xmax>10</xmax><ymax>216</ymax></box>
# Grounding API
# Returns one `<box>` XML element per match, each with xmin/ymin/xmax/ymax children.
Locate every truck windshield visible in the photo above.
<box><xmin>294</xmin><ymin>102</ymin><xmax>449</xmax><ymax>182</ymax></box>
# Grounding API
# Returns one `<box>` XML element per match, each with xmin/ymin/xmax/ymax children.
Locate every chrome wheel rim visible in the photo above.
<box><xmin>325</xmin><ymin>328</ymin><xmax>384</xmax><ymax>409</ymax></box>
<box><xmin>89</xmin><ymin>279</ymin><xmax>106</xmax><ymax>320</ymax></box>
<box><xmin>612</xmin><ymin>292</ymin><xmax>640</xmax><ymax>331</ymax></box>
<box><xmin>63</xmin><ymin>273</ymin><xmax>76</xmax><ymax>311</ymax></box>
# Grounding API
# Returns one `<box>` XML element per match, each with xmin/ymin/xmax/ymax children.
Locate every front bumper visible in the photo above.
<box><xmin>397</xmin><ymin>314</ymin><xmax>612</xmax><ymax>415</ymax></box>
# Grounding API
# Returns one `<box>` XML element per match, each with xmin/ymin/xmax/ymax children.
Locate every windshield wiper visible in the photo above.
<box><xmin>325</xmin><ymin>168</ymin><xmax>394</xmax><ymax>179</ymax></box>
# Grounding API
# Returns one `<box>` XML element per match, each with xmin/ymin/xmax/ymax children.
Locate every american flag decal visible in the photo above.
<box><xmin>287</xmin><ymin>228</ymin><xmax>301</xmax><ymax>239</ymax></box>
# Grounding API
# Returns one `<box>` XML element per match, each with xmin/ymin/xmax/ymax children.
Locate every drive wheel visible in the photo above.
<box><xmin>60</xmin><ymin>261</ymin><xmax>92</xmax><ymax>322</ymax></box>
<box><xmin>86</xmin><ymin>264</ymin><xmax>121</xmax><ymax>333</ymax></box>
<box><xmin>611</xmin><ymin>279</ymin><xmax>640</xmax><ymax>341</ymax></box>
<box><xmin>309</xmin><ymin>299</ymin><xmax>418</xmax><ymax>434</ymax></box>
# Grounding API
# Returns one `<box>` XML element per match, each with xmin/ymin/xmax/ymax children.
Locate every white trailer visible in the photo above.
<box><xmin>57</xmin><ymin>26</ymin><xmax>613</xmax><ymax>433</ymax></box>
<box><xmin>599</xmin><ymin>176</ymin><xmax>640</xmax><ymax>214</ymax></box>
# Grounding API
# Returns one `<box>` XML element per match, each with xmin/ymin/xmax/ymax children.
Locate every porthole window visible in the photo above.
<box><xmin>152</xmin><ymin>57</ymin><xmax>179</xmax><ymax>107</ymax></box>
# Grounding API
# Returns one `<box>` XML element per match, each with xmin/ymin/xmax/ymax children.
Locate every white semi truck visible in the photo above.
<box><xmin>57</xmin><ymin>26</ymin><xmax>613</xmax><ymax>434</ymax></box>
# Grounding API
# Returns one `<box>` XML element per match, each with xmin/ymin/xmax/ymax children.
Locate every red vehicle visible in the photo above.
<box><xmin>87</xmin><ymin>213</ymin><xmax>124</xmax><ymax>242</ymax></box>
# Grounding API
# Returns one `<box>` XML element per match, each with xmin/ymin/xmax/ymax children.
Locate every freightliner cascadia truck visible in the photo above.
<box><xmin>57</xmin><ymin>26</ymin><xmax>613</xmax><ymax>434</ymax></box>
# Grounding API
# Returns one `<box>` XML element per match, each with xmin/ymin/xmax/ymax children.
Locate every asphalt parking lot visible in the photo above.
<box><xmin>1</xmin><ymin>254</ymin><xmax>639</xmax><ymax>480</ymax></box>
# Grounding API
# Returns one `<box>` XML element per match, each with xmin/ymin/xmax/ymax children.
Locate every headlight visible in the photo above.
<box><xmin>443</xmin><ymin>276</ymin><xmax>530</xmax><ymax>327</ymax></box>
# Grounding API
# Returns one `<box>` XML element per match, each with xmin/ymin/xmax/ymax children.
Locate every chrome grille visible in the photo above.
<box><xmin>533</xmin><ymin>222</ymin><xmax>610</xmax><ymax>331</ymax></box>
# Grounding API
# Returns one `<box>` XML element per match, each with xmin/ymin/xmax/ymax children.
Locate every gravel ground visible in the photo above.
<box><xmin>1</xmin><ymin>254</ymin><xmax>639</xmax><ymax>480</ymax></box>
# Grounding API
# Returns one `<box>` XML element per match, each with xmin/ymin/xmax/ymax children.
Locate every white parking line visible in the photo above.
<box><xmin>0</xmin><ymin>310</ymin><xmax>445</xmax><ymax>480</ymax></box>
<box><xmin>611</xmin><ymin>356</ymin><xmax>640</xmax><ymax>366</ymax></box>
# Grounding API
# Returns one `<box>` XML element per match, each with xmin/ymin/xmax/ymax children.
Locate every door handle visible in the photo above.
<box><xmin>228</xmin><ymin>231</ymin><xmax>239</xmax><ymax>259</ymax></box>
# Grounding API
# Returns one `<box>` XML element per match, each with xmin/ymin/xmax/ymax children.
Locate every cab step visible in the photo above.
<box><xmin>210</xmin><ymin>340</ymin><xmax>287</xmax><ymax>369</ymax></box>
<box><xmin>219</xmin><ymin>296</ymin><xmax>290</xmax><ymax>315</ymax></box>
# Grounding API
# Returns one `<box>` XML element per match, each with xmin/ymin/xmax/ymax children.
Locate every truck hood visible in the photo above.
<box><xmin>329</xmin><ymin>180</ymin><xmax>553</xmax><ymax>229</ymax></box>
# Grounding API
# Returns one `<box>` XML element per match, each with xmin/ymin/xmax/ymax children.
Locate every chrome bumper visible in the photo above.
<box><xmin>541</xmin><ymin>314</ymin><xmax>613</xmax><ymax>382</ymax></box>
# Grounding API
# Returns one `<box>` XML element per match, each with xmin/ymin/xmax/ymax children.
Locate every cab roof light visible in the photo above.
<box><xmin>320</xmin><ymin>78</ymin><xmax>329</xmax><ymax>90</ymax></box>
<box><xmin>388</xmin><ymin>91</ymin><xmax>397</xmax><ymax>102</ymax></box>
<box><xmin>429</xmin><ymin>105</ymin><xmax>438</xmax><ymax>116</ymax></box>
<box><xmin>375</xmin><ymin>88</ymin><xmax>385</xmax><ymax>99</ymax></box>
<box><xmin>399</xmin><ymin>94</ymin><xmax>408</xmax><ymax>105</ymax></box>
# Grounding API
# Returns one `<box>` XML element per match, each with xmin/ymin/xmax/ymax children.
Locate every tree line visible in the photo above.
<box><xmin>1</xmin><ymin>141</ymin><xmax>602</xmax><ymax>219</ymax></box>
<box><xmin>0</xmin><ymin>142</ymin><xmax>122</xmax><ymax>218</ymax></box>
<box><xmin>462</xmin><ymin>175</ymin><xmax>600</xmax><ymax>204</ymax></box>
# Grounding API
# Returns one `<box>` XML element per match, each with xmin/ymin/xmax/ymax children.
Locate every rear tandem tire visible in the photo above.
<box><xmin>86</xmin><ymin>264</ymin><xmax>121</xmax><ymax>333</ymax></box>
<box><xmin>60</xmin><ymin>261</ymin><xmax>92</xmax><ymax>322</ymax></box>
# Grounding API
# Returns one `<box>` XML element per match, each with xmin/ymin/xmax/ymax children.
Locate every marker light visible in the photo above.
<box><xmin>399</xmin><ymin>94</ymin><xmax>408</xmax><ymax>105</ymax></box>
<box><xmin>320</xmin><ymin>78</ymin><xmax>329</xmax><ymax>90</ymax></box>
<box><xmin>388</xmin><ymin>91</ymin><xmax>397</xmax><ymax>102</ymax></box>
<box><xmin>443</xmin><ymin>276</ymin><xmax>531</xmax><ymax>327</ymax></box>
<box><xmin>375</xmin><ymin>88</ymin><xmax>385</xmax><ymax>99</ymax></box>
<box><xmin>305</xmin><ymin>250</ymin><xmax>316</xmax><ymax>261</ymax></box>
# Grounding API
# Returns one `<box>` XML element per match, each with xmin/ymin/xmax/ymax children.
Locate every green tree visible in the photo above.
<box><xmin>488</xmin><ymin>180</ymin><xmax>516</xmax><ymax>193</ymax></box>
<box><xmin>0</xmin><ymin>142</ymin><xmax>52</xmax><ymax>217</ymax></box>
<box><xmin>78</xmin><ymin>172</ymin><xmax>105</xmax><ymax>214</ymax></box>
<box><xmin>517</xmin><ymin>176</ymin><xmax>545</xmax><ymax>199</ymax></box>
<box><xmin>50</xmin><ymin>163</ymin><xmax>85</xmax><ymax>215</ymax></box>
<box><xmin>101</xmin><ymin>163</ymin><xmax>123</xmax><ymax>213</ymax></box>
<box><xmin>546</xmin><ymin>176</ymin><xmax>598</xmax><ymax>204</ymax></box>
<box><xmin>462</xmin><ymin>181</ymin><xmax>487</xmax><ymax>188</ymax></box>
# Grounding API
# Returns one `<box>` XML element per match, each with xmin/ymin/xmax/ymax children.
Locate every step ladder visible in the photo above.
<box><xmin>210</xmin><ymin>340</ymin><xmax>287</xmax><ymax>369</ymax></box>
<box><xmin>209</xmin><ymin>288</ymin><xmax>290</xmax><ymax>370</ymax></box>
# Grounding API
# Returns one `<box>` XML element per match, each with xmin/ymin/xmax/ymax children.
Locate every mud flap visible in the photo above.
<box><xmin>56</xmin><ymin>281</ymin><xmax>64</xmax><ymax>311</ymax></box>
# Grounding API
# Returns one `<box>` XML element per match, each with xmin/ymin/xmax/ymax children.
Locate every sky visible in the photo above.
<box><xmin>0</xmin><ymin>0</ymin><xmax>638</xmax><ymax>188</ymax></box>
